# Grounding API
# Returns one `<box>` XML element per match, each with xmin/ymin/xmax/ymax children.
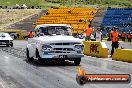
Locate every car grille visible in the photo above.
<box><xmin>48</xmin><ymin>42</ymin><xmax>81</xmax><ymax>54</ymax></box>
<box><xmin>52</xmin><ymin>48</ymin><xmax>75</xmax><ymax>53</ymax></box>
<box><xmin>50</xmin><ymin>43</ymin><xmax>80</xmax><ymax>45</ymax></box>
<box><xmin>0</xmin><ymin>40</ymin><xmax>9</xmax><ymax>43</ymax></box>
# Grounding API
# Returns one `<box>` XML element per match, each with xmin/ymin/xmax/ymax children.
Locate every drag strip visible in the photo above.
<box><xmin>0</xmin><ymin>40</ymin><xmax>132</xmax><ymax>88</ymax></box>
<box><xmin>1</xmin><ymin>47</ymin><xmax>26</xmax><ymax>58</ymax></box>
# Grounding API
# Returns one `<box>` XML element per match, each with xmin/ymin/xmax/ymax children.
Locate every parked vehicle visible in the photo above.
<box><xmin>0</xmin><ymin>32</ymin><xmax>13</xmax><ymax>47</ymax></box>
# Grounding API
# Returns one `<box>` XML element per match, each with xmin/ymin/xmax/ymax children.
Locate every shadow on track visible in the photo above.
<box><xmin>25</xmin><ymin>59</ymin><xmax>78</xmax><ymax>67</ymax></box>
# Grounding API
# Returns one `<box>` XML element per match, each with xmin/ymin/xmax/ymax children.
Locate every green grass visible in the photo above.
<box><xmin>0</xmin><ymin>0</ymin><xmax>131</xmax><ymax>9</ymax></box>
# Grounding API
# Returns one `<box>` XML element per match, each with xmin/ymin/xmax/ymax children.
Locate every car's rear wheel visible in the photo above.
<box><xmin>74</xmin><ymin>58</ymin><xmax>81</xmax><ymax>66</ymax></box>
<box><xmin>26</xmin><ymin>48</ymin><xmax>34</xmax><ymax>61</ymax></box>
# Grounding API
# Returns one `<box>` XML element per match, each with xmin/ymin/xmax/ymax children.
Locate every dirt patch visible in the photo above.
<box><xmin>0</xmin><ymin>9</ymin><xmax>41</xmax><ymax>30</ymax></box>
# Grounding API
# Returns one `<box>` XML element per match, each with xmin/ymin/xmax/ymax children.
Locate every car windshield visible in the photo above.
<box><xmin>40</xmin><ymin>26</ymin><xmax>71</xmax><ymax>36</ymax></box>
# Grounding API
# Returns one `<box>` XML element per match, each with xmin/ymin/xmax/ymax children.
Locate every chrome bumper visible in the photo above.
<box><xmin>40</xmin><ymin>53</ymin><xmax>84</xmax><ymax>59</ymax></box>
<box><xmin>0</xmin><ymin>42</ymin><xmax>12</xmax><ymax>45</ymax></box>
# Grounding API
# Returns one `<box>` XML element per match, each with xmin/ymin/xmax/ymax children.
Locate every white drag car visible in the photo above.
<box><xmin>0</xmin><ymin>32</ymin><xmax>13</xmax><ymax>47</ymax></box>
<box><xmin>26</xmin><ymin>24</ymin><xmax>84</xmax><ymax>65</ymax></box>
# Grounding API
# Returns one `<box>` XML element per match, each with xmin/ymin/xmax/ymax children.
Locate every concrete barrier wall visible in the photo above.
<box><xmin>112</xmin><ymin>49</ymin><xmax>132</xmax><ymax>62</ymax></box>
<box><xmin>83</xmin><ymin>41</ymin><xmax>108</xmax><ymax>58</ymax></box>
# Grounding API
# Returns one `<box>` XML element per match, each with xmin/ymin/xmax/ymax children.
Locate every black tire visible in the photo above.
<box><xmin>74</xmin><ymin>58</ymin><xmax>81</xmax><ymax>66</ymax></box>
<box><xmin>26</xmin><ymin>48</ymin><xmax>34</xmax><ymax>61</ymax></box>
<box><xmin>36</xmin><ymin>49</ymin><xmax>45</xmax><ymax>64</ymax></box>
<box><xmin>10</xmin><ymin>43</ymin><xmax>13</xmax><ymax>47</ymax></box>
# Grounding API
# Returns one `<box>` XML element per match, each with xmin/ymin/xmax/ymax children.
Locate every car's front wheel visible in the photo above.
<box><xmin>10</xmin><ymin>43</ymin><xmax>13</xmax><ymax>47</ymax></box>
<box><xmin>36</xmin><ymin>49</ymin><xmax>45</xmax><ymax>64</ymax></box>
<box><xmin>74</xmin><ymin>58</ymin><xmax>81</xmax><ymax>66</ymax></box>
<box><xmin>26</xmin><ymin>48</ymin><xmax>34</xmax><ymax>61</ymax></box>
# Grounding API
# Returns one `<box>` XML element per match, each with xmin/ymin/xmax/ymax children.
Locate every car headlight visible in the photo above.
<box><xmin>74</xmin><ymin>44</ymin><xmax>84</xmax><ymax>51</ymax></box>
<box><xmin>42</xmin><ymin>45</ymin><xmax>52</xmax><ymax>51</ymax></box>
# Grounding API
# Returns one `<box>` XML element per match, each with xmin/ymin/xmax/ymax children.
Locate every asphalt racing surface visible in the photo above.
<box><xmin>0</xmin><ymin>40</ymin><xmax>132</xmax><ymax>88</ymax></box>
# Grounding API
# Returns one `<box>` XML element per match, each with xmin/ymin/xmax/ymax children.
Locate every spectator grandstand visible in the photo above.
<box><xmin>101</xmin><ymin>8</ymin><xmax>132</xmax><ymax>33</ymax></box>
<box><xmin>36</xmin><ymin>8</ymin><xmax>97</xmax><ymax>34</ymax></box>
